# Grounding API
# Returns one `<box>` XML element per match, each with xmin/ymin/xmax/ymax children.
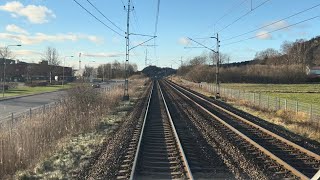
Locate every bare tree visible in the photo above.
<box><xmin>0</xmin><ymin>46</ymin><xmax>14</xmax><ymax>60</ymax></box>
<box><xmin>41</xmin><ymin>47</ymin><xmax>60</xmax><ymax>83</ymax></box>
<box><xmin>1</xmin><ymin>47</ymin><xmax>14</xmax><ymax>82</ymax></box>
<box><xmin>210</xmin><ymin>52</ymin><xmax>231</xmax><ymax>65</ymax></box>
<box><xmin>42</xmin><ymin>47</ymin><xmax>60</xmax><ymax>65</ymax></box>
<box><xmin>254</xmin><ymin>48</ymin><xmax>281</xmax><ymax>60</ymax></box>
<box><xmin>83</xmin><ymin>65</ymin><xmax>94</xmax><ymax>78</ymax></box>
<box><xmin>189</xmin><ymin>55</ymin><xmax>207</xmax><ymax>66</ymax></box>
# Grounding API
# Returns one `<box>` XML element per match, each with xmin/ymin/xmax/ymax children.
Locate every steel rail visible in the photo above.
<box><xmin>165</xmin><ymin>80</ymin><xmax>310</xmax><ymax>180</ymax></box>
<box><xmin>311</xmin><ymin>169</ymin><xmax>320</xmax><ymax>180</ymax></box>
<box><xmin>129</xmin><ymin>82</ymin><xmax>154</xmax><ymax>180</ymax></box>
<box><xmin>168</xmin><ymin>80</ymin><xmax>320</xmax><ymax>161</ymax></box>
<box><xmin>158</xmin><ymin>81</ymin><xmax>194</xmax><ymax>180</ymax></box>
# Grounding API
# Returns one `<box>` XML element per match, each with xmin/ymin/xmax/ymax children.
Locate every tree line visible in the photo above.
<box><xmin>178</xmin><ymin>36</ymin><xmax>320</xmax><ymax>83</ymax></box>
<box><xmin>83</xmin><ymin>61</ymin><xmax>138</xmax><ymax>80</ymax></box>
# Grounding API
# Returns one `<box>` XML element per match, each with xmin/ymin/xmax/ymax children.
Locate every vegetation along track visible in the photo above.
<box><xmin>116</xmin><ymin>81</ymin><xmax>193</xmax><ymax>179</ymax></box>
<box><xmin>164</xmin><ymin>79</ymin><xmax>320</xmax><ymax>179</ymax></box>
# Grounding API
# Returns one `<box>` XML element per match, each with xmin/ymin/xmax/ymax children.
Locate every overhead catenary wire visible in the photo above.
<box><xmin>119</xmin><ymin>0</ymin><xmax>125</xmax><ymax>7</ymax></box>
<box><xmin>223</xmin><ymin>2</ymin><xmax>320</xmax><ymax>41</ymax></box>
<box><xmin>221</xmin><ymin>15</ymin><xmax>320</xmax><ymax>46</ymax></box>
<box><xmin>132</xmin><ymin>9</ymin><xmax>141</xmax><ymax>32</ymax></box>
<box><xmin>72</xmin><ymin>0</ymin><xmax>124</xmax><ymax>37</ymax></box>
<box><xmin>154</xmin><ymin>0</ymin><xmax>161</xmax><ymax>36</ymax></box>
<box><xmin>85</xmin><ymin>0</ymin><xmax>125</xmax><ymax>32</ymax></box>
<box><xmin>131</xmin><ymin>0</ymin><xmax>141</xmax><ymax>32</ymax></box>
<box><xmin>215</xmin><ymin>0</ymin><xmax>249</xmax><ymax>26</ymax></box>
<box><xmin>218</xmin><ymin>0</ymin><xmax>272</xmax><ymax>33</ymax></box>
<box><xmin>153</xmin><ymin>0</ymin><xmax>161</xmax><ymax>65</ymax></box>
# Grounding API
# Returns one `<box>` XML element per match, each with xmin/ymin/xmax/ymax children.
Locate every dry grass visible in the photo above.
<box><xmin>172</xmin><ymin>76</ymin><xmax>320</xmax><ymax>142</ymax></box>
<box><xmin>0</xmin><ymin>78</ymin><xmax>148</xmax><ymax>179</ymax></box>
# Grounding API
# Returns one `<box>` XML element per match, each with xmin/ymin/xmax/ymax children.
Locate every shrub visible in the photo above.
<box><xmin>25</xmin><ymin>81</ymin><xmax>48</xmax><ymax>87</ymax></box>
<box><xmin>0</xmin><ymin>78</ymin><xmax>147</xmax><ymax>178</ymax></box>
<box><xmin>0</xmin><ymin>84</ymin><xmax>9</xmax><ymax>90</ymax></box>
<box><xmin>7</xmin><ymin>82</ymin><xmax>18</xmax><ymax>89</ymax></box>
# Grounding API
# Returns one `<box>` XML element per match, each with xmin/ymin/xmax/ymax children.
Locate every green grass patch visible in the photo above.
<box><xmin>220</xmin><ymin>83</ymin><xmax>320</xmax><ymax>106</ymax></box>
<box><xmin>266</xmin><ymin>93</ymin><xmax>320</xmax><ymax>106</ymax></box>
<box><xmin>221</xmin><ymin>83</ymin><xmax>320</xmax><ymax>93</ymax></box>
<box><xmin>2</xmin><ymin>85</ymin><xmax>72</xmax><ymax>98</ymax></box>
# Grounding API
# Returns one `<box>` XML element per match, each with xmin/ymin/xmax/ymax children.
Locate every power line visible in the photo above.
<box><xmin>85</xmin><ymin>0</ymin><xmax>125</xmax><ymax>32</ymax></box>
<box><xmin>215</xmin><ymin>0</ymin><xmax>249</xmax><ymax>26</ymax></box>
<box><xmin>132</xmin><ymin>8</ymin><xmax>140</xmax><ymax>31</ymax></box>
<box><xmin>153</xmin><ymin>0</ymin><xmax>161</xmax><ymax>65</ymax></box>
<box><xmin>130</xmin><ymin>0</ymin><xmax>141</xmax><ymax>33</ymax></box>
<box><xmin>218</xmin><ymin>0</ymin><xmax>272</xmax><ymax>33</ymax></box>
<box><xmin>119</xmin><ymin>0</ymin><xmax>125</xmax><ymax>7</ymax></box>
<box><xmin>221</xmin><ymin>15</ymin><xmax>319</xmax><ymax>46</ymax></box>
<box><xmin>154</xmin><ymin>0</ymin><xmax>161</xmax><ymax>36</ymax></box>
<box><xmin>223</xmin><ymin>3</ymin><xmax>320</xmax><ymax>41</ymax></box>
<box><xmin>72</xmin><ymin>0</ymin><xmax>124</xmax><ymax>37</ymax></box>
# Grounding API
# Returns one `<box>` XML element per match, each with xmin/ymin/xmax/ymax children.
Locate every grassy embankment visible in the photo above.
<box><xmin>0</xmin><ymin>75</ymin><xmax>148</xmax><ymax>179</ymax></box>
<box><xmin>172</xmin><ymin>76</ymin><xmax>320</xmax><ymax>142</ymax></box>
<box><xmin>2</xmin><ymin>85</ymin><xmax>72</xmax><ymax>98</ymax></box>
<box><xmin>220</xmin><ymin>83</ymin><xmax>320</xmax><ymax>106</ymax></box>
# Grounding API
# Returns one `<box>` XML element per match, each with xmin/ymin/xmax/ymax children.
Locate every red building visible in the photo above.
<box><xmin>307</xmin><ymin>66</ymin><xmax>320</xmax><ymax>81</ymax></box>
<box><xmin>0</xmin><ymin>59</ymin><xmax>73</xmax><ymax>82</ymax></box>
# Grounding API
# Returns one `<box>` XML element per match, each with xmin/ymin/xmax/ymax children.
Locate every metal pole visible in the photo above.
<box><xmin>62</xmin><ymin>56</ymin><xmax>65</xmax><ymax>87</ymax></box>
<box><xmin>79</xmin><ymin>53</ymin><xmax>81</xmax><ymax>71</ymax></box>
<box><xmin>123</xmin><ymin>0</ymin><xmax>131</xmax><ymax>101</ymax></box>
<box><xmin>62</xmin><ymin>56</ymin><xmax>73</xmax><ymax>87</ymax></box>
<box><xmin>2</xmin><ymin>57</ymin><xmax>6</xmax><ymax>98</ymax></box>
<box><xmin>215</xmin><ymin>33</ymin><xmax>220</xmax><ymax>99</ymax></box>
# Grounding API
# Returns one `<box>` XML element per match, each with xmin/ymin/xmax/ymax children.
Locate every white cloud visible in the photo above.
<box><xmin>267</xmin><ymin>20</ymin><xmax>289</xmax><ymax>30</ymax></box>
<box><xmin>6</xmin><ymin>24</ymin><xmax>29</xmax><ymax>34</ymax></box>
<box><xmin>0</xmin><ymin>32</ymin><xmax>104</xmax><ymax>45</ymax></box>
<box><xmin>178</xmin><ymin>37</ymin><xmax>190</xmax><ymax>45</ymax></box>
<box><xmin>82</xmin><ymin>52</ymin><xmax>124</xmax><ymax>58</ymax></box>
<box><xmin>256</xmin><ymin>31</ymin><xmax>272</xmax><ymax>40</ymax></box>
<box><xmin>0</xmin><ymin>1</ymin><xmax>55</xmax><ymax>24</ymax></box>
<box><xmin>14</xmin><ymin>49</ymin><xmax>42</xmax><ymax>56</ymax></box>
<box><xmin>87</xmin><ymin>35</ymin><xmax>104</xmax><ymax>44</ymax></box>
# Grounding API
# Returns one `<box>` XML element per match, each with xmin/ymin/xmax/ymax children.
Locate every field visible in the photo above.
<box><xmin>220</xmin><ymin>83</ymin><xmax>320</xmax><ymax>106</ymax></box>
<box><xmin>2</xmin><ymin>85</ymin><xmax>72</xmax><ymax>98</ymax></box>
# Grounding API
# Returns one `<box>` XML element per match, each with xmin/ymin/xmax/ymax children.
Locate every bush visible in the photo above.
<box><xmin>179</xmin><ymin>64</ymin><xmax>308</xmax><ymax>84</ymax></box>
<box><xmin>50</xmin><ymin>81</ymin><xmax>62</xmax><ymax>85</ymax></box>
<box><xmin>25</xmin><ymin>81</ymin><xmax>48</xmax><ymax>87</ymax></box>
<box><xmin>7</xmin><ymin>82</ymin><xmax>18</xmax><ymax>89</ymax></box>
<box><xmin>0</xmin><ymin>84</ymin><xmax>9</xmax><ymax>90</ymax></box>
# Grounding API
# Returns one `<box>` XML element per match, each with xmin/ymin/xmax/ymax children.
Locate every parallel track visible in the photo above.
<box><xmin>117</xmin><ymin>82</ymin><xmax>193</xmax><ymax>179</ymax></box>
<box><xmin>164</xmin><ymin>80</ymin><xmax>320</xmax><ymax>179</ymax></box>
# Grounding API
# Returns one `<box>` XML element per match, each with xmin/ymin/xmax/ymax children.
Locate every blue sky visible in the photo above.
<box><xmin>0</xmin><ymin>0</ymin><xmax>319</xmax><ymax>70</ymax></box>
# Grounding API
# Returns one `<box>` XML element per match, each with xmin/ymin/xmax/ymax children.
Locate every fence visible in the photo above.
<box><xmin>0</xmin><ymin>85</ymin><xmax>122</xmax><ymax>127</ymax></box>
<box><xmin>179</xmin><ymin>79</ymin><xmax>320</xmax><ymax>122</ymax></box>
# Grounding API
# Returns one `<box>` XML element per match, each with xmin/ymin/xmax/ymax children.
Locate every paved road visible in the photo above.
<box><xmin>0</xmin><ymin>81</ymin><xmax>124</xmax><ymax>120</ymax></box>
<box><xmin>0</xmin><ymin>91</ymin><xmax>66</xmax><ymax>119</ymax></box>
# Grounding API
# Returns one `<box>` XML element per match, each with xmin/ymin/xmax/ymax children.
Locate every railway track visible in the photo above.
<box><xmin>116</xmin><ymin>82</ymin><xmax>193</xmax><ymax>179</ymax></box>
<box><xmin>163</xmin><ymin>80</ymin><xmax>320</xmax><ymax>179</ymax></box>
<box><xmin>114</xmin><ymin>79</ymin><xmax>319</xmax><ymax>179</ymax></box>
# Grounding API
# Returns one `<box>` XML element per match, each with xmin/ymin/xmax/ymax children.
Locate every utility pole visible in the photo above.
<box><xmin>123</xmin><ymin>0</ymin><xmax>131</xmax><ymax>101</ymax></box>
<box><xmin>180</xmin><ymin>56</ymin><xmax>183</xmax><ymax>67</ymax></box>
<box><xmin>122</xmin><ymin>1</ymin><xmax>156</xmax><ymax>100</ymax></box>
<box><xmin>215</xmin><ymin>33</ymin><xmax>221</xmax><ymax>99</ymax></box>
<box><xmin>79</xmin><ymin>53</ymin><xmax>82</xmax><ymax>70</ymax></box>
<box><xmin>145</xmin><ymin>49</ymin><xmax>148</xmax><ymax>67</ymax></box>
<box><xmin>186</xmin><ymin>34</ymin><xmax>221</xmax><ymax>99</ymax></box>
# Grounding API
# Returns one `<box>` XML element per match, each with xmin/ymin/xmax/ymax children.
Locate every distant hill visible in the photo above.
<box><xmin>142</xmin><ymin>66</ymin><xmax>176</xmax><ymax>78</ymax></box>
